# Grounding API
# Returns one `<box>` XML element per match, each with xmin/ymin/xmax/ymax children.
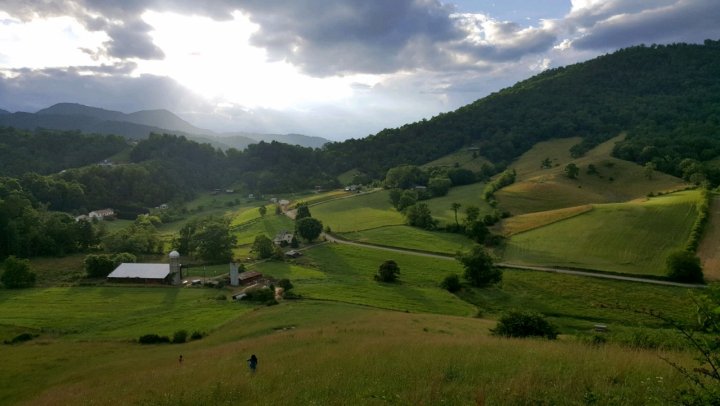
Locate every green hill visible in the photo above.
<box><xmin>501</xmin><ymin>189</ymin><xmax>702</xmax><ymax>275</ymax></box>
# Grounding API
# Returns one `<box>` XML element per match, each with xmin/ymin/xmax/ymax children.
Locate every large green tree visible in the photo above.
<box><xmin>457</xmin><ymin>245</ymin><xmax>501</xmax><ymax>287</ymax></box>
<box><xmin>251</xmin><ymin>235</ymin><xmax>275</xmax><ymax>259</ymax></box>
<box><xmin>193</xmin><ymin>218</ymin><xmax>237</xmax><ymax>263</ymax></box>
<box><xmin>297</xmin><ymin>217</ymin><xmax>323</xmax><ymax>242</ymax></box>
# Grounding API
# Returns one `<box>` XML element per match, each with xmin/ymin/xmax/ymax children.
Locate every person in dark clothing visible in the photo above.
<box><xmin>247</xmin><ymin>354</ymin><xmax>258</xmax><ymax>372</ymax></box>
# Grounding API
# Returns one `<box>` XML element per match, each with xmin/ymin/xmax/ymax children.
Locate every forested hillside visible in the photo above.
<box><xmin>323</xmin><ymin>40</ymin><xmax>720</xmax><ymax>182</ymax></box>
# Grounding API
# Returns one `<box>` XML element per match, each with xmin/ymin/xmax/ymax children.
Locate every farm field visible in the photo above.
<box><xmin>0</xmin><ymin>299</ymin><xmax>693</xmax><ymax>405</ymax></box>
<box><xmin>501</xmin><ymin>190</ymin><xmax>702</xmax><ymax>275</ymax></box>
<box><xmin>422</xmin><ymin>148</ymin><xmax>491</xmax><ymax>172</ymax></box>
<box><xmin>232</xmin><ymin>214</ymin><xmax>294</xmax><ymax>246</ymax></box>
<box><xmin>423</xmin><ymin>182</ymin><xmax>494</xmax><ymax>226</ymax></box>
<box><xmin>0</xmin><ymin>287</ymin><xmax>247</xmax><ymax>341</ymax></box>
<box><xmin>495</xmin><ymin>204</ymin><xmax>593</xmax><ymax>236</ymax></box>
<box><xmin>255</xmin><ymin>243</ymin><xmax>475</xmax><ymax>316</ymax></box>
<box><xmin>341</xmin><ymin>225</ymin><xmax>475</xmax><ymax>254</ymax></box>
<box><xmin>311</xmin><ymin>190</ymin><xmax>404</xmax><ymax>232</ymax></box>
<box><xmin>496</xmin><ymin>136</ymin><xmax>688</xmax><ymax>215</ymax></box>
<box><xmin>698</xmin><ymin>194</ymin><xmax>720</xmax><ymax>280</ymax></box>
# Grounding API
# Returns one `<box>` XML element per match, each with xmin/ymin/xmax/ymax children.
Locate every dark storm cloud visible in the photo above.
<box><xmin>570</xmin><ymin>0</ymin><xmax>720</xmax><ymax>50</ymax></box>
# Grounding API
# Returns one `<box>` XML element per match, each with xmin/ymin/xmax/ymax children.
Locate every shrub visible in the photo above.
<box><xmin>440</xmin><ymin>274</ymin><xmax>461</xmax><ymax>292</ymax></box>
<box><xmin>4</xmin><ymin>332</ymin><xmax>37</xmax><ymax>345</ymax></box>
<box><xmin>491</xmin><ymin>311</ymin><xmax>558</xmax><ymax>339</ymax></box>
<box><xmin>172</xmin><ymin>330</ymin><xmax>188</xmax><ymax>344</ymax></box>
<box><xmin>190</xmin><ymin>331</ymin><xmax>204</xmax><ymax>341</ymax></box>
<box><xmin>666</xmin><ymin>250</ymin><xmax>704</xmax><ymax>283</ymax></box>
<box><xmin>138</xmin><ymin>334</ymin><xmax>170</xmax><ymax>344</ymax></box>
<box><xmin>277</xmin><ymin>279</ymin><xmax>294</xmax><ymax>291</ymax></box>
<box><xmin>84</xmin><ymin>254</ymin><xmax>115</xmax><ymax>278</ymax></box>
<box><xmin>457</xmin><ymin>246</ymin><xmax>501</xmax><ymax>287</ymax></box>
<box><xmin>1</xmin><ymin>256</ymin><xmax>36</xmax><ymax>289</ymax></box>
<box><xmin>374</xmin><ymin>260</ymin><xmax>400</xmax><ymax>283</ymax></box>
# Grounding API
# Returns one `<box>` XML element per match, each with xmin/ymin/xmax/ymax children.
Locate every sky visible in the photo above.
<box><xmin>0</xmin><ymin>0</ymin><xmax>718</xmax><ymax>140</ymax></box>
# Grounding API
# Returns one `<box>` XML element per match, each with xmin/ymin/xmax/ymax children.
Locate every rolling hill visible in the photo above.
<box><xmin>0</xmin><ymin>103</ymin><xmax>330</xmax><ymax>149</ymax></box>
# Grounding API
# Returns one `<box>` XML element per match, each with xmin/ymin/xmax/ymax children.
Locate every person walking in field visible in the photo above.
<box><xmin>247</xmin><ymin>354</ymin><xmax>258</xmax><ymax>373</ymax></box>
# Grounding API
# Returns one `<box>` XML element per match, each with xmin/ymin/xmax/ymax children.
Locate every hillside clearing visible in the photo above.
<box><xmin>698</xmin><ymin>194</ymin><xmax>720</xmax><ymax>280</ymax></box>
<box><xmin>311</xmin><ymin>190</ymin><xmax>404</xmax><ymax>232</ymax></box>
<box><xmin>501</xmin><ymin>190</ymin><xmax>701</xmax><ymax>276</ymax></box>
<box><xmin>495</xmin><ymin>204</ymin><xmax>593</xmax><ymax>236</ymax></box>
<box><xmin>341</xmin><ymin>225</ymin><xmax>475</xmax><ymax>254</ymax></box>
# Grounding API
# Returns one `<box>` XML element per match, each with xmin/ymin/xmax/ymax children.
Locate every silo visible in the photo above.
<box><xmin>230</xmin><ymin>263</ymin><xmax>239</xmax><ymax>286</ymax></box>
<box><xmin>169</xmin><ymin>250</ymin><xmax>181</xmax><ymax>285</ymax></box>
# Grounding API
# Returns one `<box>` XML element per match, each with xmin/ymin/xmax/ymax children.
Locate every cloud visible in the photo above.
<box><xmin>567</xmin><ymin>0</ymin><xmax>720</xmax><ymax>50</ymax></box>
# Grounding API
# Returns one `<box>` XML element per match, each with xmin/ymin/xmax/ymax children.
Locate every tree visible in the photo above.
<box><xmin>193</xmin><ymin>218</ymin><xmax>237</xmax><ymax>263</ymax></box>
<box><xmin>251</xmin><ymin>235</ymin><xmax>275</xmax><ymax>259</ymax></box>
<box><xmin>540</xmin><ymin>157</ymin><xmax>552</xmax><ymax>169</ymax></box>
<box><xmin>491</xmin><ymin>311</ymin><xmax>558</xmax><ymax>339</ymax></box>
<box><xmin>465</xmin><ymin>220</ymin><xmax>489</xmax><ymax>243</ymax></box>
<box><xmin>465</xmin><ymin>205</ymin><xmax>480</xmax><ymax>223</ymax></box>
<box><xmin>296</xmin><ymin>203</ymin><xmax>311</xmax><ymax>220</ymax></box>
<box><xmin>84</xmin><ymin>254</ymin><xmax>116</xmax><ymax>278</ymax></box>
<box><xmin>1</xmin><ymin>256</ymin><xmax>36</xmax><ymax>289</ymax></box>
<box><xmin>666</xmin><ymin>250</ymin><xmax>704</xmax><ymax>283</ymax></box>
<box><xmin>457</xmin><ymin>246</ymin><xmax>501</xmax><ymax>287</ymax></box>
<box><xmin>297</xmin><ymin>217</ymin><xmax>323</xmax><ymax>242</ymax></box>
<box><xmin>404</xmin><ymin>203</ymin><xmax>436</xmax><ymax>230</ymax></box>
<box><xmin>397</xmin><ymin>190</ymin><xmax>418</xmax><ymax>211</ymax></box>
<box><xmin>374</xmin><ymin>260</ymin><xmax>400</xmax><ymax>283</ymax></box>
<box><xmin>564</xmin><ymin>163</ymin><xmax>579</xmax><ymax>179</ymax></box>
<box><xmin>388</xmin><ymin>188</ymin><xmax>403</xmax><ymax>209</ymax></box>
<box><xmin>450</xmin><ymin>202</ymin><xmax>462</xmax><ymax>226</ymax></box>
<box><xmin>428</xmin><ymin>177</ymin><xmax>452</xmax><ymax>197</ymax></box>
<box><xmin>258</xmin><ymin>205</ymin><xmax>267</xmax><ymax>217</ymax></box>
<box><xmin>644</xmin><ymin>162</ymin><xmax>656</xmax><ymax>180</ymax></box>
<box><xmin>440</xmin><ymin>274</ymin><xmax>461</xmax><ymax>292</ymax></box>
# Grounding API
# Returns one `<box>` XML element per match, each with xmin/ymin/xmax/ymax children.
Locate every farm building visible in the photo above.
<box><xmin>107</xmin><ymin>251</ymin><xmax>182</xmax><ymax>285</ymax></box>
<box><xmin>273</xmin><ymin>230</ymin><xmax>294</xmax><ymax>246</ymax></box>
<box><xmin>285</xmin><ymin>250</ymin><xmax>302</xmax><ymax>258</ymax></box>
<box><xmin>89</xmin><ymin>208</ymin><xmax>115</xmax><ymax>220</ymax></box>
<box><xmin>239</xmin><ymin>271</ymin><xmax>263</xmax><ymax>285</ymax></box>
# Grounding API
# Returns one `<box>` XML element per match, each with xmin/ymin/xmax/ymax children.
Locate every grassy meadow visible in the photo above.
<box><xmin>342</xmin><ymin>225</ymin><xmax>475</xmax><ymax>254</ymax></box>
<box><xmin>311</xmin><ymin>190</ymin><xmax>405</xmax><ymax>232</ymax></box>
<box><xmin>698</xmin><ymin>194</ymin><xmax>720</xmax><ymax>281</ymax></box>
<box><xmin>423</xmin><ymin>182</ymin><xmax>494</xmax><ymax>226</ymax></box>
<box><xmin>232</xmin><ymin>214</ymin><xmax>294</xmax><ymax>246</ymax></box>
<box><xmin>496</xmin><ymin>136</ymin><xmax>688</xmax><ymax>214</ymax></box>
<box><xmin>422</xmin><ymin>149</ymin><xmax>492</xmax><ymax>172</ymax></box>
<box><xmin>501</xmin><ymin>190</ymin><xmax>702</xmax><ymax>275</ymax></box>
<box><xmin>0</xmin><ymin>299</ymin><xmax>695</xmax><ymax>405</ymax></box>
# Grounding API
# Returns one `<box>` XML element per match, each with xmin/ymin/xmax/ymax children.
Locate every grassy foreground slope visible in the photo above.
<box><xmin>496</xmin><ymin>136</ymin><xmax>687</xmax><ymax>215</ymax></box>
<box><xmin>1</xmin><ymin>301</ymin><xmax>692</xmax><ymax>405</ymax></box>
<box><xmin>501</xmin><ymin>190</ymin><xmax>701</xmax><ymax>275</ymax></box>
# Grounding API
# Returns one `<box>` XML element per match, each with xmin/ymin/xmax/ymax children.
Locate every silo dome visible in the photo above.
<box><xmin>169</xmin><ymin>250</ymin><xmax>180</xmax><ymax>259</ymax></box>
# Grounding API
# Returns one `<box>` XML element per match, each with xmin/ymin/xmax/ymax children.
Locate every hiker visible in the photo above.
<box><xmin>247</xmin><ymin>354</ymin><xmax>258</xmax><ymax>372</ymax></box>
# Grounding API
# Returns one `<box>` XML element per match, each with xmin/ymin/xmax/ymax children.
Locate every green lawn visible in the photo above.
<box><xmin>311</xmin><ymin>190</ymin><xmax>404</xmax><ymax>232</ymax></box>
<box><xmin>254</xmin><ymin>244</ymin><xmax>476</xmax><ymax>316</ymax></box>
<box><xmin>342</xmin><ymin>225</ymin><xmax>475</xmax><ymax>254</ymax></box>
<box><xmin>501</xmin><ymin>190</ymin><xmax>702</xmax><ymax>275</ymax></box>
<box><xmin>0</xmin><ymin>287</ymin><xmax>248</xmax><ymax>341</ymax></box>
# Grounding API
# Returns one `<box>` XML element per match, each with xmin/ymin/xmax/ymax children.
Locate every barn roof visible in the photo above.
<box><xmin>108</xmin><ymin>263</ymin><xmax>170</xmax><ymax>279</ymax></box>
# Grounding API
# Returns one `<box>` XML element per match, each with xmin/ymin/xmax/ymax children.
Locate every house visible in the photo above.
<box><xmin>75</xmin><ymin>214</ymin><xmax>89</xmax><ymax>222</ymax></box>
<box><xmin>273</xmin><ymin>231</ymin><xmax>294</xmax><ymax>246</ymax></box>
<box><xmin>239</xmin><ymin>271</ymin><xmax>263</xmax><ymax>285</ymax></box>
<box><xmin>270</xmin><ymin>198</ymin><xmax>278</xmax><ymax>204</ymax></box>
<box><xmin>107</xmin><ymin>263</ymin><xmax>172</xmax><ymax>284</ymax></box>
<box><xmin>285</xmin><ymin>250</ymin><xmax>303</xmax><ymax>258</ymax></box>
<box><xmin>278</xmin><ymin>199</ymin><xmax>290</xmax><ymax>208</ymax></box>
<box><xmin>88</xmin><ymin>208</ymin><xmax>115</xmax><ymax>220</ymax></box>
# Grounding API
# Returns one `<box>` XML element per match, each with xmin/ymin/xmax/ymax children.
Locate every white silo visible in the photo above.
<box><xmin>169</xmin><ymin>250</ymin><xmax>181</xmax><ymax>285</ymax></box>
<box><xmin>230</xmin><ymin>263</ymin><xmax>239</xmax><ymax>286</ymax></box>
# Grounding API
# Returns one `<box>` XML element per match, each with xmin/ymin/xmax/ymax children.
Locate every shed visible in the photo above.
<box><xmin>285</xmin><ymin>250</ymin><xmax>303</xmax><ymax>258</ymax></box>
<box><xmin>239</xmin><ymin>271</ymin><xmax>263</xmax><ymax>285</ymax></box>
<box><xmin>107</xmin><ymin>263</ymin><xmax>171</xmax><ymax>284</ymax></box>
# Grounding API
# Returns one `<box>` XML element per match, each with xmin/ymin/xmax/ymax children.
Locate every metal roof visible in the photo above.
<box><xmin>108</xmin><ymin>263</ymin><xmax>170</xmax><ymax>279</ymax></box>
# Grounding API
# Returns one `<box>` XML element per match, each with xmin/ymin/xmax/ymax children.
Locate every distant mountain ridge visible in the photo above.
<box><xmin>0</xmin><ymin>103</ymin><xmax>329</xmax><ymax>149</ymax></box>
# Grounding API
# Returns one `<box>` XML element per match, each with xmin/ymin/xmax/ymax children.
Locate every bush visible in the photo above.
<box><xmin>457</xmin><ymin>246</ymin><xmax>501</xmax><ymax>287</ymax></box>
<box><xmin>172</xmin><ymin>330</ymin><xmax>188</xmax><ymax>344</ymax></box>
<box><xmin>138</xmin><ymin>334</ymin><xmax>170</xmax><ymax>344</ymax></box>
<box><xmin>190</xmin><ymin>331</ymin><xmax>205</xmax><ymax>341</ymax></box>
<box><xmin>277</xmin><ymin>279</ymin><xmax>294</xmax><ymax>291</ymax></box>
<box><xmin>84</xmin><ymin>254</ymin><xmax>115</xmax><ymax>278</ymax></box>
<box><xmin>440</xmin><ymin>274</ymin><xmax>461</xmax><ymax>292</ymax></box>
<box><xmin>491</xmin><ymin>311</ymin><xmax>558</xmax><ymax>339</ymax></box>
<box><xmin>666</xmin><ymin>250</ymin><xmax>704</xmax><ymax>283</ymax></box>
<box><xmin>4</xmin><ymin>332</ymin><xmax>37</xmax><ymax>345</ymax></box>
<box><xmin>1</xmin><ymin>256</ymin><xmax>36</xmax><ymax>289</ymax></box>
<box><xmin>374</xmin><ymin>260</ymin><xmax>400</xmax><ymax>283</ymax></box>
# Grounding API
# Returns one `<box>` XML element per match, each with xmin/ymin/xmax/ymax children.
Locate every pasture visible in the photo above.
<box><xmin>501</xmin><ymin>190</ymin><xmax>702</xmax><ymax>275</ymax></box>
<box><xmin>422</xmin><ymin>182</ymin><xmax>494</xmax><ymax>226</ymax></box>
<box><xmin>422</xmin><ymin>148</ymin><xmax>491</xmax><ymax>172</ymax></box>
<box><xmin>341</xmin><ymin>225</ymin><xmax>475</xmax><ymax>254</ymax></box>
<box><xmin>232</xmin><ymin>214</ymin><xmax>294</xmax><ymax>246</ymax></box>
<box><xmin>496</xmin><ymin>136</ymin><xmax>687</xmax><ymax>214</ymax></box>
<box><xmin>311</xmin><ymin>190</ymin><xmax>404</xmax><ymax>232</ymax></box>
<box><xmin>0</xmin><ymin>299</ymin><xmax>693</xmax><ymax>405</ymax></box>
<box><xmin>698</xmin><ymin>194</ymin><xmax>720</xmax><ymax>280</ymax></box>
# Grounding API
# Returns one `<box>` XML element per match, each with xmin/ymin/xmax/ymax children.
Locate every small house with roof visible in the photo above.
<box><xmin>89</xmin><ymin>208</ymin><xmax>116</xmax><ymax>221</ymax></box>
<box><xmin>273</xmin><ymin>230</ymin><xmax>294</xmax><ymax>246</ymax></box>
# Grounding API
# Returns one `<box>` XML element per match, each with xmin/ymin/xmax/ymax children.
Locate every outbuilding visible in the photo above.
<box><xmin>107</xmin><ymin>263</ymin><xmax>171</xmax><ymax>284</ymax></box>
